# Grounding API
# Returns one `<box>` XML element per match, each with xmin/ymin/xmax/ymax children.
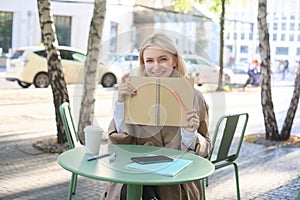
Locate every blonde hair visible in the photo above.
<box><xmin>138</xmin><ymin>33</ymin><xmax>187</xmax><ymax>77</ymax></box>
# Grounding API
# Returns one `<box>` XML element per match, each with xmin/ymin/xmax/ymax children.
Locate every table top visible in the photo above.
<box><xmin>58</xmin><ymin>144</ymin><xmax>214</xmax><ymax>185</ymax></box>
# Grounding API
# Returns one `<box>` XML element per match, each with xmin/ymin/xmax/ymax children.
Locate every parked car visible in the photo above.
<box><xmin>5</xmin><ymin>46</ymin><xmax>122</xmax><ymax>88</ymax></box>
<box><xmin>230</xmin><ymin>62</ymin><xmax>249</xmax><ymax>74</ymax></box>
<box><xmin>183</xmin><ymin>55</ymin><xmax>234</xmax><ymax>85</ymax></box>
<box><xmin>107</xmin><ymin>51</ymin><xmax>139</xmax><ymax>73</ymax></box>
<box><xmin>108</xmin><ymin>52</ymin><xmax>234</xmax><ymax>86</ymax></box>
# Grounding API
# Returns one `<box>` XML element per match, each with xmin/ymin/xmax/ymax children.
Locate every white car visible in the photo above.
<box><xmin>109</xmin><ymin>51</ymin><xmax>139</xmax><ymax>73</ymax></box>
<box><xmin>183</xmin><ymin>55</ymin><xmax>235</xmax><ymax>85</ymax></box>
<box><xmin>5</xmin><ymin>46</ymin><xmax>123</xmax><ymax>88</ymax></box>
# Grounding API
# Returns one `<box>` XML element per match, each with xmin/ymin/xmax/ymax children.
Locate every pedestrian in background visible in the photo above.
<box><xmin>243</xmin><ymin>59</ymin><xmax>260</xmax><ymax>90</ymax></box>
<box><xmin>281</xmin><ymin>59</ymin><xmax>289</xmax><ymax>80</ymax></box>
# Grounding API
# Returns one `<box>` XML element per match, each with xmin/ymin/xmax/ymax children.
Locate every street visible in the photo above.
<box><xmin>1</xmin><ymin>72</ymin><xmax>299</xmax><ymax>139</ymax></box>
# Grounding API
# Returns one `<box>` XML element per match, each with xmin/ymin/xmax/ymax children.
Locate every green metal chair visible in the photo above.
<box><xmin>297</xmin><ymin>190</ymin><xmax>300</xmax><ymax>200</ymax></box>
<box><xmin>204</xmin><ymin>113</ymin><xmax>249</xmax><ymax>200</ymax></box>
<box><xmin>59</xmin><ymin>102</ymin><xmax>82</xmax><ymax>200</ymax></box>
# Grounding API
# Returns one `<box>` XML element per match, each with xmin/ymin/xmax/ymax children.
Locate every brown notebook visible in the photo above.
<box><xmin>124</xmin><ymin>76</ymin><xmax>194</xmax><ymax>126</ymax></box>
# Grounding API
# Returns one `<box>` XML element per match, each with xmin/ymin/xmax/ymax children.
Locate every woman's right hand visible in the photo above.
<box><xmin>118</xmin><ymin>73</ymin><xmax>136</xmax><ymax>103</ymax></box>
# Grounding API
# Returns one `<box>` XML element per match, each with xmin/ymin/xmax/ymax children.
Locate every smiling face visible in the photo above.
<box><xmin>142</xmin><ymin>45</ymin><xmax>177</xmax><ymax>77</ymax></box>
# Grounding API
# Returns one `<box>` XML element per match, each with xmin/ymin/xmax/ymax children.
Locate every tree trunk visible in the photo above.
<box><xmin>77</xmin><ymin>0</ymin><xmax>106</xmax><ymax>143</ymax></box>
<box><xmin>257</xmin><ymin>0</ymin><xmax>280</xmax><ymax>140</ymax></box>
<box><xmin>37</xmin><ymin>0</ymin><xmax>69</xmax><ymax>144</ymax></box>
<box><xmin>281</xmin><ymin>63</ymin><xmax>300</xmax><ymax>139</ymax></box>
<box><xmin>217</xmin><ymin>0</ymin><xmax>225</xmax><ymax>91</ymax></box>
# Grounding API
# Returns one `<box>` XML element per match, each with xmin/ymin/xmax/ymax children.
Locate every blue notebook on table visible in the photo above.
<box><xmin>125</xmin><ymin>158</ymin><xmax>193</xmax><ymax>177</ymax></box>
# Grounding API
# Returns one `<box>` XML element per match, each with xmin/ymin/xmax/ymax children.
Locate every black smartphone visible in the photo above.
<box><xmin>130</xmin><ymin>155</ymin><xmax>174</xmax><ymax>164</ymax></box>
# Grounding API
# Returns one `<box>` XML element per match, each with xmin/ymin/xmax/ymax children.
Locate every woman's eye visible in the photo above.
<box><xmin>145</xmin><ymin>59</ymin><xmax>153</xmax><ymax>63</ymax></box>
<box><xmin>160</xmin><ymin>57</ymin><xmax>168</xmax><ymax>62</ymax></box>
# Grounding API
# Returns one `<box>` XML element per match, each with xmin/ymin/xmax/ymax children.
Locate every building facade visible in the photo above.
<box><xmin>0</xmin><ymin>0</ymin><xmax>218</xmax><ymax>65</ymax></box>
<box><xmin>224</xmin><ymin>0</ymin><xmax>300</xmax><ymax>72</ymax></box>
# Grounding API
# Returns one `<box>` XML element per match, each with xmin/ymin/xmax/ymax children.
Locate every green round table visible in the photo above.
<box><xmin>58</xmin><ymin>144</ymin><xmax>214</xmax><ymax>200</ymax></box>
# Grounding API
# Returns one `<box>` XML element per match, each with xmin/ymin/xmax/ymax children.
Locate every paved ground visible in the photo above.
<box><xmin>1</xmin><ymin>127</ymin><xmax>300</xmax><ymax>200</ymax></box>
<box><xmin>1</xmin><ymin>72</ymin><xmax>300</xmax><ymax>200</ymax></box>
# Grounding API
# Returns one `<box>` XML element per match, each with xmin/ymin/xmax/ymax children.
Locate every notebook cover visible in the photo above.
<box><xmin>124</xmin><ymin>76</ymin><xmax>194</xmax><ymax>126</ymax></box>
<box><xmin>125</xmin><ymin>158</ymin><xmax>193</xmax><ymax>177</ymax></box>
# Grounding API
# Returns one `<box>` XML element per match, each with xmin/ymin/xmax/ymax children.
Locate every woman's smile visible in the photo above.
<box><xmin>142</xmin><ymin>45</ymin><xmax>176</xmax><ymax>77</ymax></box>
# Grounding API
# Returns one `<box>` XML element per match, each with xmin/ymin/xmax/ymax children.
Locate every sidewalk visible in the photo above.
<box><xmin>1</xmin><ymin>127</ymin><xmax>300</xmax><ymax>199</ymax></box>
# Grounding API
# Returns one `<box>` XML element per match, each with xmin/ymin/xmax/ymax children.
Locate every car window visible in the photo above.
<box><xmin>124</xmin><ymin>55</ymin><xmax>138</xmax><ymax>61</ymax></box>
<box><xmin>194</xmin><ymin>59</ymin><xmax>210</xmax><ymax>66</ymax></box>
<box><xmin>59</xmin><ymin>50</ymin><xmax>86</xmax><ymax>63</ymax></box>
<box><xmin>60</xmin><ymin>50</ymin><xmax>74</xmax><ymax>60</ymax></box>
<box><xmin>184</xmin><ymin>58</ymin><xmax>195</xmax><ymax>64</ymax></box>
<box><xmin>10</xmin><ymin>50</ymin><xmax>25</xmax><ymax>59</ymax></box>
<box><xmin>72</xmin><ymin>52</ymin><xmax>86</xmax><ymax>63</ymax></box>
<box><xmin>34</xmin><ymin>50</ymin><xmax>47</xmax><ymax>58</ymax></box>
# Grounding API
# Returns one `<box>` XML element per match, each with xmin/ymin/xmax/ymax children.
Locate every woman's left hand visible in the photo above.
<box><xmin>184</xmin><ymin>108</ymin><xmax>199</xmax><ymax>132</ymax></box>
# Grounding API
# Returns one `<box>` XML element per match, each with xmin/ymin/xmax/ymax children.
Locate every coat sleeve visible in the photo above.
<box><xmin>107</xmin><ymin>119</ymin><xmax>134</xmax><ymax>144</ymax></box>
<box><xmin>181</xmin><ymin>89</ymin><xmax>211</xmax><ymax>158</ymax></box>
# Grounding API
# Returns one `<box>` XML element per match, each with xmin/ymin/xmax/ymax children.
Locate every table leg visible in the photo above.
<box><xmin>127</xmin><ymin>184</ymin><xmax>142</xmax><ymax>200</ymax></box>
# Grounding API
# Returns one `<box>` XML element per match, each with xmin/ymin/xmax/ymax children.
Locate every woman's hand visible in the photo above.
<box><xmin>118</xmin><ymin>73</ymin><xmax>136</xmax><ymax>103</ymax></box>
<box><xmin>184</xmin><ymin>108</ymin><xmax>199</xmax><ymax>132</ymax></box>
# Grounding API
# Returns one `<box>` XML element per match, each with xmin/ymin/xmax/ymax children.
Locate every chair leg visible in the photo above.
<box><xmin>201</xmin><ymin>179</ymin><xmax>206</xmax><ymax>200</ymax></box>
<box><xmin>71</xmin><ymin>173</ymin><xmax>78</xmax><ymax>194</ymax></box>
<box><xmin>233</xmin><ymin>163</ymin><xmax>241</xmax><ymax>200</ymax></box>
<box><xmin>205</xmin><ymin>177</ymin><xmax>208</xmax><ymax>187</ymax></box>
<box><xmin>68</xmin><ymin>173</ymin><xmax>78</xmax><ymax>200</ymax></box>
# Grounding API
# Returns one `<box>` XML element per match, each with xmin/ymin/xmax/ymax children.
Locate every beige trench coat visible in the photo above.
<box><xmin>101</xmin><ymin>89</ymin><xmax>211</xmax><ymax>200</ymax></box>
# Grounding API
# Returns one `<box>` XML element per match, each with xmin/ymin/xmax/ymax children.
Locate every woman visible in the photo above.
<box><xmin>101</xmin><ymin>33</ymin><xmax>211</xmax><ymax>200</ymax></box>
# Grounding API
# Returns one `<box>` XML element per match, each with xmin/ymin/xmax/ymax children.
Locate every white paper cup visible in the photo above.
<box><xmin>84</xmin><ymin>125</ymin><xmax>103</xmax><ymax>155</ymax></box>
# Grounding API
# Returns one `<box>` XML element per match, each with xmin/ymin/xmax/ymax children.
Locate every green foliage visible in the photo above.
<box><xmin>171</xmin><ymin>0</ymin><xmax>195</xmax><ymax>13</ymax></box>
<box><xmin>171</xmin><ymin>0</ymin><xmax>231</xmax><ymax>15</ymax></box>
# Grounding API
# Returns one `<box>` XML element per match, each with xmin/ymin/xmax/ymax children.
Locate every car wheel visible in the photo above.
<box><xmin>33</xmin><ymin>72</ymin><xmax>50</xmax><ymax>88</ymax></box>
<box><xmin>17</xmin><ymin>80</ymin><xmax>31</xmax><ymax>88</ymax></box>
<box><xmin>101</xmin><ymin>73</ymin><xmax>116</xmax><ymax>87</ymax></box>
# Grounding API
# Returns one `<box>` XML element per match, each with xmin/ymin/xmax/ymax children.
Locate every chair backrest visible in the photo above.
<box><xmin>209</xmin><ymin>113</ymin><xmax>249</xmax><ymax>163</ymax></box>
<box><xmin>59</xmin><ymin>102</ymin><xmax>82</xmax><ymax>149</ymax></box>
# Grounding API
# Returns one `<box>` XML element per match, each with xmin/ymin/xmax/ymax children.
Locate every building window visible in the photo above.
<box><xmin>249</xmin><ymin>32</ymin><xmax>253</xmax><ymax>40</ymax></box>
<box><xmin>226</xmin><ymin>45</ymin><xmax>233</xmax><ymax>52</ymax></box>
<box><xmin>281</xmin><ymin>34</ymin><xmax>285</xmax><ymax>41</ymax></box>
<box><xmin>109</xmin><ymin>22</ymin><xmax>118</xmax><ymax>56</ymax></box>
<box><xmin>289</xmin><ymin>34</ymin><xmax>294</xmax><ymax>41</ymax></box>
<box><xmin>256</xmin><ymin>46</ymin><xmax>259</xmax><ymax>54</ymax></box>
<box><xmin>273</xmin><ymin>23</ymin><xmax>278</xmax><ymax>30</ymax></box>
<box><xmin>282</xmin><ymin>15</ymin><xmax>287</xmax><ymax>20</ymax></box>
<box><xmin>234</xmin><ymin>33</ymin><xmax>237</xmax><ymax>40</ymax></box>
<box><xmin>281</xmin><ymin>23</ymin><xmax>286</xmax><ymax>30</ymax></box>
<box><xmin>0</xmin><ymin>11</ymin><xmax>13</xmax><ymax>53</ymax></box>
<box><xmin>240</xmin><ymin>46</ymin><xmax>248</xmax><ymax>53</ymax></box>
<box><xmin>298</xmin><ymin>34</ymin><xmax>300</xmax><ymax>41</ymax></box>
<box><xmin>276</xmin><ymin>47</ymin><xmax>289</xmax><ymax>55</ymax></box>
<box><xmin>54</xmin><ymin>15</ymin><xmax>71</xmax><ymax>46</ymax></box>
<box><xmin>297</xmin><ymin>47</ymin><xmax>300</xmax><ymax>56</ymax></box>
<box><xmin>290</xmin><ymin>23</ymin><xmax>295</xmax><ymax>30</ymax></box>
<box><xmin>273</xmin><ymin>33</ymin><xmax>277</xmax><ymax>41</ymax></box>
<box><xmin>226</xmin><ymin>32</ymin><xmax>230</xmax><ymax>39</ymax></box>
<box><xmin>241</xmin><ymin>33</ymin><xmax>245</xmax><ymax>40</ymax></box>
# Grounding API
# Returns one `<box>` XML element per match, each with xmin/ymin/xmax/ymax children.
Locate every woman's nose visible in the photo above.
<box><xmin>152</xmin><ymin>61</ymin><xmax>160</xmax><ymax>67</ymax></box>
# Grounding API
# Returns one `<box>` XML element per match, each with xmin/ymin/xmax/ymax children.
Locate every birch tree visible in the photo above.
<box><xmin>77</xmin><ymin>0</ymin><xmax>107</xmax><ymax>143</ymax></box>
<box><xmin>258</xmin><ymin>0</ymin><xmax>300</xmax><ymax>141</ymax></box>
<box><xmin>37</xmin><ymin>0</ymin><xmax>69</xmax><ymax>144</ymax></box>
